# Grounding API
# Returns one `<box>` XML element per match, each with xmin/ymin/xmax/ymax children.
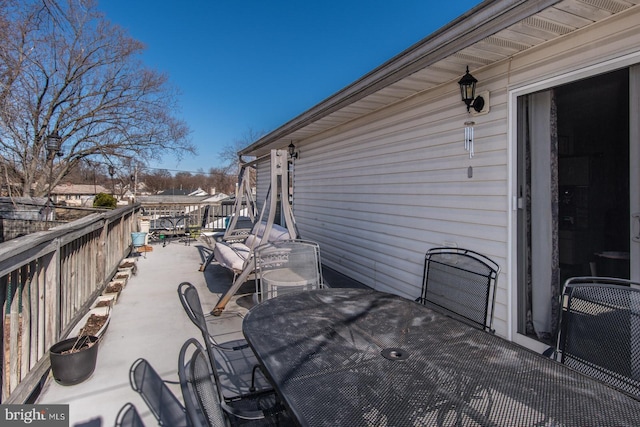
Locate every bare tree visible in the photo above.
<box><xmin>218</xmin><ymin>127</ymin><xmax>264</xmax><ymax>195</ymax></box>
<box><xmin>0</xmin><ymin>0</ymin><xmax>195</xmax><ymax>197</ymax></box>
<box><xmin>206</xmin><ymin>167</ymin><xmax>235</xmax><ymax>195</ymax></box>
<box><xmin>219</xmin><ymin>128</ymin><xmax>264</xmax><ymax>173</ymax></box>
<box><xmin>140</xmin><ymin>169</ymin><xmax>172</xmax><ymax>195</ymax></box>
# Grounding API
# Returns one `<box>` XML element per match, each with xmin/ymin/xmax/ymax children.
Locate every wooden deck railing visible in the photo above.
<box><xmin>0</xmin><ymin>205</ymin><xmax>141</xmax><ymax>403</ymax></box>
<box><xmin>141</xmin><ymin>198</ymin><xmax>243</xmax><ymax>231</ymax></box>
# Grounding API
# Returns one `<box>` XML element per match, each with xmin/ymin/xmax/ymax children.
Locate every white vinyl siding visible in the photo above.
<box><xmin>254</xmin><ymin>6</ymin><xmax>640</xmax><ymax>339</ymax></box>
<box><xmin>255</xmin><ymin>158</ymin><xmax>270</xmax><ymax>218</ymax></box>
<box><xmin>289</xmin><ymin>82</ymin><xmax>509</xmax><ymax>335</ymax></box>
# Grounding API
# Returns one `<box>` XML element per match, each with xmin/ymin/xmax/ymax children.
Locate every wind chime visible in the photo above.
<box><xmin>464</xmin><ymin>120</ymin><xmax>475</xmax><ymax>158</ymax></box>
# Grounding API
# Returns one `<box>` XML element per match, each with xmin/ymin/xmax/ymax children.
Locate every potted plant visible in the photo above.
<box><xmin>49</xmin><ymin>335</ymin><xmax>100</xmax><ymax>386</ymax></box>
<box><xmin>71</xmin><ymin>305</ymin><xmax>112</xmax><ymax>339</ymax></box>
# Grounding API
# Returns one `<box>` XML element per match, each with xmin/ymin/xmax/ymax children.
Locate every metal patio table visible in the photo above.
<box><xmin>242</xmin><ymin>288</ymin><xmax>640</xmax><ymax>427</ymax></box>
<box><xmin>155</xmin><ymin>214</ymin><xmax>189</xmax><ymax>244</ymax></box>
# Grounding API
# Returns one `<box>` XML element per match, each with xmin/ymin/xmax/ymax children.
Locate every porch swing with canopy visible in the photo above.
<box><xmin>222</xmin><ymin>159</ymin><xmax>258</xmax><ymax>240</ymax></box>
<box><xmin>199</xmin><ymin>159</ymin><xmax>258</xmax><ymax>263</ymax></box>
<box><xmin>209</xmin><ymin>149</ymin><xmax>300</xmax><ymax>315</ymax></box>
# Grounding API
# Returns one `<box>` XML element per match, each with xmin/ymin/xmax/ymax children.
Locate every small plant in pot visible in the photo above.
<box><xmin>49</xmin><ymin>335</ymin><xmax>100</xmax><ymax>386</ymax></box>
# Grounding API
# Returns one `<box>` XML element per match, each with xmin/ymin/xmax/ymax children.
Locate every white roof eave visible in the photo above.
<box><xmin>240</xmin><ymin>0</ymin><xmax>631</xmax><ymax>157</ymax></box>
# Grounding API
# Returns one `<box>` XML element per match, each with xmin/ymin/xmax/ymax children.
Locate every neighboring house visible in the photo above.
<box><xmin>52</xmin><ymin>183</ymin><xmax>110</xmax><ymax>207</ymax></box>
<box><xmin>188</xmin><ymin>188</ymin><xmax>210</xmax><ymax>197</ymax></box>
<box><xmin>0</xmin><ymin>197</ymin><xmax>58</xmax><ymax>241</ymax></box>
<box><xmin>0</xmin><ymin>197</ymin><xmax>50</xmax><ymax>221</ymax></box>
<box><xmin>202</xmin><ymin>192</ymin><xmax>229</xmax><ymax>203</ymax></box>
<box><xmin>157</xmin><ymin>188</ymin><xmax>190</xmax><ymax>196</ymax></box>
<box><xmin>239</xmin><ymin>0</ymin><xmax>640</xmax><ymax>352</ymax></box>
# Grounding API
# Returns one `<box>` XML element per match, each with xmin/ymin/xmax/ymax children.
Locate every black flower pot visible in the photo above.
<box><xmin>49</xmin><ymin>335</ymin><xmax>99</xmax><ymax>386</ymax></box>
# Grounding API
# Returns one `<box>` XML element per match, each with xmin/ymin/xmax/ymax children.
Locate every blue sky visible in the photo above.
<box><xmin>98</xmin><ymin>1</ymin><xmax>483</xmax><ymax>173</ymax></box>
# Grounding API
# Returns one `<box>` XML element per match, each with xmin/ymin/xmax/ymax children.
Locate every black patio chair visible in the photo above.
<box><xmin>114</xmin><ymin>403</ymin><xmax>146</xmax><ymax>427</ymax></box>
<box><xmin>178</xmin><ymin>337</ymin><xmax>293</xmax><ymax>427</ymax></box>
<box><xmin>177</xmin><ymin>282</ymin><xmax>273</xmax><ymax>402</ymax></box>
<box><xmin>556</xmin><ymin>279</ymin><xmax>640</xmax><ymax>399</ymax></box>
<box><xmin>544</xmin><ymin>276</ymin><xmax>636</xmax><ymax>358</ymax></box>
<box><xmin>417</xmin><ymin>247</ymin><xmax>500</xmax><ymax>332</ymax></box>
<box><xmin>129</xmin><ymin>357</ymin><xmax>190</xmax><ymax>427</ymax></box>
<box><xmin>178</xmin><ymin>338</ymin><xmax>227</xmax><ymax>427</ymax></box>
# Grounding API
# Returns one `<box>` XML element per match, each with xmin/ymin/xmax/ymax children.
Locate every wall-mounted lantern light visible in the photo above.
<box><xmin>46</xmin><ymin>130</ymin><xmax>63</xmax><ymax>159</ymax></box>
<box><xmin>288</xmin><ymin>142</ymin><xmax>298</xmax><ymax>159</ymax></box>
<box><xmin>458</xmin><ymin>66</ymin><xmax>485</xmax><ymax>113</ymax></box>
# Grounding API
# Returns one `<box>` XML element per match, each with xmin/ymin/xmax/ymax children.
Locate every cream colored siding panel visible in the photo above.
<box><xmin>297</xmin><ymin>189</ymin><xmax>505</xmax><ymax>222</ymax></box>
<box><xmin>296</xmin><ymin>193</ymin><xmax>506</xmax><ymax>212</ymax></box>
<box><xmin>301</xmin><ymin>204</ymin><xmax>506</xmax><ymax>238</ymax></box>
<box><xmin>297</xmin><ymin>137</ymin><xmax>506</xmax><ymax>182</ymax></box>
<box><xmin>293</xmin><ymin>104</ymin><xmax>508</xmax><ymax>298</ymax></box>
<box><xmin>255</xmin><ymin>158</ymin><xmax>270</xmax><ymax>210</ymax></box>
<box><xmin>296</xmin><ymin>170</ymin><xmax>506</xmax><ymax>197</ymax></box>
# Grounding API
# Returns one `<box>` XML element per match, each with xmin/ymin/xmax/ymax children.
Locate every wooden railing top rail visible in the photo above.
<box><xmin>0</xmin><ymin>205</ymin><xmax>139</xmax><ymax>278</ymax></box>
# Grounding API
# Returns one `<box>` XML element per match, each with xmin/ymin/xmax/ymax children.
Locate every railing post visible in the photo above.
<box><xmin>44</xmin><ymin>241</ymin><xmax>60</xmax><ymax>348</ymax></box>
<box><xmin>97</xmin><ymin>219</ymin><xmax>108</xmax><ymax>288</ymax></box>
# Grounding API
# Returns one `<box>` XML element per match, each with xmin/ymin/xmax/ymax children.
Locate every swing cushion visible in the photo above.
<box><xmin>244</xmin><ymin>223</ymin><xmax>290</xmax><ymax>249</ymax></box>
<box><xmin>214</xmin><ymin>223</ymin><xmax>291</xmax><ymax>272</ymax></box>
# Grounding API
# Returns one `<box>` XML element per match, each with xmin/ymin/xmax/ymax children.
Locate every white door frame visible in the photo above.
<box><xmin>507</xmin><ymin>51</ymin><xmax>640</xmax><ymax>350</ymax></box>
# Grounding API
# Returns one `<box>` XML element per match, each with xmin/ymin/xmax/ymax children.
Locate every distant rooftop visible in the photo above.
<box><xmin>53</xmin><ymin>183</ymin><xmax>110</xmax><ymax>195</ymax></box>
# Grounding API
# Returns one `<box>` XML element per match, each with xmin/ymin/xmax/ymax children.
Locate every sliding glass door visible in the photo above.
<box><xmin>516</xmin><ymin>68</ymin><xmax>635</xmax><ymax>345</ymax></box>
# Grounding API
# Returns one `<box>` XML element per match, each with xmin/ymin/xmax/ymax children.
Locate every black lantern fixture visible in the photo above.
<box><xmin>288</xmin><ymin>142</ymin><xmax>298</xmax><ymax>159</ymax></box>
<box><xmin>45</xmin><ymin>130</ymin><xmax>63</xmax><ymax>159</ymax></box>
<box><xmin>44</xmin><ymin>130</ymin><xmax>63</xmax><ymax>221</ymax></box>
<box><xmin>108</xmin><ymin>165</ymin><xmax>116</xmax><ymax>194</ymax></box>
<box><xmin>458</xmin><ymin>66</ymin><xmax>485</xmax><ymax>113</ymax></box>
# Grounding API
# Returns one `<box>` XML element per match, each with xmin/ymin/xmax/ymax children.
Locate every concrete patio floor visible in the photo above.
<box><xmin>36</xmin><ymin>238</ymin><xmax>266</xmax><ymax>427</ymax></box>
<box><xmin>36</xmin><ymin>237</ymin><xmax>366</xmax><ymax>427</ymax></box>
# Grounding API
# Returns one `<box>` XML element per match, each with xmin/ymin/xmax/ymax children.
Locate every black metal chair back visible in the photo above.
<box><xmin>114</xmin><ymin>403</ymin><xmax>146</xmax><ymax>427</ymax></box>
<box><xmin>177</xmin><ymin>282</ymin><xmax>273</xmax><ymax>401</ymax></box>
<box><xmin>563</xmin><ymin>276</ymin><xmax>634</xmax><ymax>287</ymax></box>
<box><xmin>418</xmin><ymin>247</ymin><xmax>500</xmax><ymax>332</ymax></box>
<box><xmin>178</xmin><ymin>338</ymin><xmax>227</xmax><ymax>427</ymax></box>
<box><xmin>178</xmin><ymin>282</ymin><xmax>216</xmax><ymax>339</ymax></box>
<box><xmin>129</xmin><ymin>358</ymin><xmax>189</xmax><ymax>427</ymax></box>
<box><xmin>558</xmin><ymin>280</ymin><xmax>640</xmax><ymax>399</ymax></box>
<box><xmin>180</xmin><ymin>337</ymin><xmax>293</xmax><ymax>426</ymax></box>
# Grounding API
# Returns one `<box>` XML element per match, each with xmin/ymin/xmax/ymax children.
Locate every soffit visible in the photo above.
<box><xmin>242</xmin><ymin>0</ymin><xmax>639</xmax><ymax>158</ymax></box>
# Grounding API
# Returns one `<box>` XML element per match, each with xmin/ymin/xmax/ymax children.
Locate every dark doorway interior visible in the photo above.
<box><xmin>556</xmin><ymin>68</ymin><xmax>630</xmax><ymax>283</ymax></box>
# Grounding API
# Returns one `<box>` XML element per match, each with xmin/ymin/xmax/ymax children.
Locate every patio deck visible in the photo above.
<box><xmin>36</xmin><ymin>237</ymin><xmax>366</xmax><ymax>427</ymax></box>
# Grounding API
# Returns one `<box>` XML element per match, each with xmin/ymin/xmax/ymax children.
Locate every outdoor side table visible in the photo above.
<box><xmin>242</xmin><ymin>288</ymin><xmax>640</xmax><ymax>427</ymax></box>
<box><xmin>259</xmin><ymin>268</ymin><xmax>317</xmax><ymax>301</ymax></box>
